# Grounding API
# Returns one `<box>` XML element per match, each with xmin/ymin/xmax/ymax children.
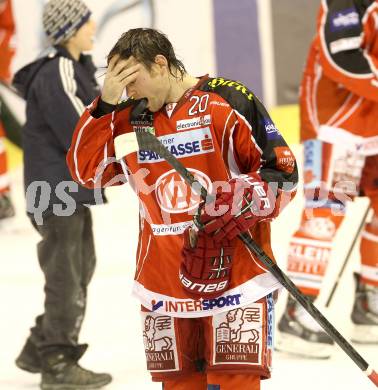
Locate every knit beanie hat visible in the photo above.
<box><xmin>43</xmin><ymin>0</ymin><xmax>91</xmax><ymax>45</ymax></box>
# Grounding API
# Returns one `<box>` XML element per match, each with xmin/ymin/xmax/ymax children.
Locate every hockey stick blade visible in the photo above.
<box><xmin>114</xmin><ymin>99</ymin><xmax>149</xmax><ymax>159</ymax></box>
<box><xmin>123</xmin><ymin>99</ymin><xmax>378</xmax><ymax>387</ymax></box>
<box><xmin>114</xmin><ymin>132</ymin><xmax>140</xmax><ymax>160</ymax></box>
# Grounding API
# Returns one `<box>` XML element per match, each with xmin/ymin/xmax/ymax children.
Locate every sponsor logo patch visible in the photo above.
<box><xmin>176</xmin><ymin>115</ymin><xmax>211</xmax><ymax>131</ymax></box>
<box><xmin>155</xmin><ymin>168</ymin><xmax>212</xmax><ymax>214</ymax></box>
<box><xmin>288</xmin><ymin>241</ymin><xmax>331</xmax><ymax>276</ymax></box>
<box><xmin>131</xmin><ymin>111</ymin><xmax>154</xmax><ymax>126</ymax></box>
<box><xmin>330</xmin><ymin>8</ymin><xmax>359</xmax><ymax>32</ymax></box>
<box><xmin>208</xmin><ymin>78</ymin><xmax>254</xmax><ymax>101</ymax></box>
<box><xmin>138</xmin><ymin>128</ymin><xmax>214</xmax><ymax>163</ymax></box>
<box><xmin>264</xmin><ymin>119</ymin><xmax>281</xmax><ymax>140</ymax></box>
<box><xmin>151</xmin><ymin>221</ymin><xmax>193</xmax><ymax>236</ymax></box>
<box><xmin>151</xmin><ymin>293</ymin><xmax>242</xmax><ymax>314</ymax></box>
<box><xmin>142</xmin><ymin>313</ymin><xmax>179</xmax><ymax>372</ymax></box>
<box><xmin>330</xmin><ymin>37</ymin><xmax>361</xmax><ymax>54</ymax></box>
<box><xmin>301</xmin><ymin>217</ymin><xmax>336</xmax><ymax>240</ymax></box>
<box><xmin>210</xmin><ymin>100</ymin><xmax>229</xmax><ymax>108</ymax></box>
<box><xmin>133</xmin><ymin>125</ymin><xmax>155</xmax><ymax>134</ymax></box>
<box><xmin>212</xmin><ymin>304</ymin><xmax>264</xmax><ymax>365</ymax></box>
<box><xmin>274</xmin><ymin>146</ymin><xmax>295</xmax><ymax>173</ymax></box>
<box><xmin>165</xmin><ymin>102</ymin><xmax>176</xmax><ymax>118</ymax></box>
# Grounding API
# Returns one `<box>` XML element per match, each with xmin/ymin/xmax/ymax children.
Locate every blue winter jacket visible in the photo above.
<box><xmin>13</xmin><ymin>46</ymin><xmax>104</xmax><ymax>220</ymax></box>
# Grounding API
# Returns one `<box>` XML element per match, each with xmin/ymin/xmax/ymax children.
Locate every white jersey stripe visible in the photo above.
<box><xmin>362</xmin><ymin>230</ymin><xmax>378</xmax><ymax>243</ymax></box>
<box><xmin>326</xmin><ymin>92</ymin><xmax>353</xmax><ymax>127</ymax></box>
<box><xmin>221</xmin><ymin>109</ymin><xmax>233</xmax><ymax>158</ymax></box>
<box><xmin>73</xmin><ymin>115</ymin><xmax>95</xmax><ymax>185</ymax></box>
<box><xmin>332</xmin><ymin>96</ymin><xmax>363</xmax><ymax>128</ymax></box>
<box><xmin>233</xmin><ymin>109</ymin><xmax>264</xmax><ymax>155</ymax></box>
<box><xmin>227</xmin><ymin>121</ymin><xmax>241</xmax><ymax>178</ymax></box>
<box><xmin>361</xmin><ymin>264</ymin><xmax>378</xmax><ymax>282</ymax></box>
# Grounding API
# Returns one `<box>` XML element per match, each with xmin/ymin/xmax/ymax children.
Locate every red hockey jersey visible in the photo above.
<box><xmin>301</xmin><ymin>0</ymin><xmax>378</xmax><ymax>153</ymax></box>
<box><xmin>67</xmin><ymin>76</ymin><xmax>298</xmax><ymax>317</ymax></box>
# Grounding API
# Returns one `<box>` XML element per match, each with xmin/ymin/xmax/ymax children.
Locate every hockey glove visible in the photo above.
<box><xmin>199</xmin><ymin>173</ymin><xmax>276</xmax><ymax>242</ymax></box>
<box><xmin>180</xmin><ymin>226</ymin><xmax>235</xmax><ymax>298</ymax></box>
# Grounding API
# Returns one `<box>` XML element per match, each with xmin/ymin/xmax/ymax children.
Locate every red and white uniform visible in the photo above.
<box><xmin>289</xmin><ymin>0</ymin><xmax>378</xmax><ymax>294</ymax></box>
<box><xmin>67</xmin><ymin>76</ymin><xmax>298</xmax><ymax>317</ymax></box>
<box><xmin>67</xmin><ymin>76</ymin><xmax>297</xmax><ymax>383</ymax></box>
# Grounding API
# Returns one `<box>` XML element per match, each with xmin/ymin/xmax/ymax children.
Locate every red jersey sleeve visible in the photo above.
<box><xmin>203</xmin><ymin>78</ymin><xmax>298</xmax><ymax>217</ymax></box>
<box><xmin>66</xmin><ymin>97</ymin><xmax>126</xmax><ymax>189</ymax></box>
<box><xmin>317</xmin><ymin>0</ymin><xmax>378</xmax><ymax>102</ymax></box>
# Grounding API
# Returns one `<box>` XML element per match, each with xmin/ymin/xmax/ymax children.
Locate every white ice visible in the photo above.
<box><xmin>1</xmin><ymin>149</ymin><xmax>377</xmax><ymax>389</ymax></box>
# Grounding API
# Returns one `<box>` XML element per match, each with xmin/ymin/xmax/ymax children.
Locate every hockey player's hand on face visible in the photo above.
<box><xmin>200</xmin><ymin>173</ymin><xmax>276</xmax><ymax>242</ymax></box>
<box><xmin>180</xmin><ymin>227</ymin><xmax>236</xmax><ymax>298</ymax></box>
<box><xmin>101</xmin><ymin>55</ymin><xmax>141</xmax><ymax>105</ymax></box>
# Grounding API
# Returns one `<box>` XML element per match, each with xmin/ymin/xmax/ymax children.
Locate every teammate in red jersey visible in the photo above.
<box><xmin>276</xmin><ymin>0</ymin><xmax>378</xmax><ymax>359</ymax></box>
<box><xmin>0</xmin><ymin>0</ymin><xmax>16</xmax><ymax>221</ymax></box>
<box><xmin>67</xmin><ymin>28</ymin><xmax>298</xmax><ymax>390</ymax></box>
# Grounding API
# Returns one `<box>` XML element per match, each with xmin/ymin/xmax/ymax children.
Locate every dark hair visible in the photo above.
<box><xmin>107</xmin><ymin>28</ymin><xmax>186</xmax><ymax>79</ymax></box>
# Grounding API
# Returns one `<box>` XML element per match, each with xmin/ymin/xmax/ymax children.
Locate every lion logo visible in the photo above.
<box><xmin>218</xmin><ymin>308</ymin><xmax>261</xmax><ymax>344</ymax></box>
<box><xmin>143</xmin><ymin>315</ymin><xmax>173</xmax><ymax>351</ymax></box>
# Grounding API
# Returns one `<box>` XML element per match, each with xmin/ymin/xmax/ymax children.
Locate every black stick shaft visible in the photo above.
<box><xmin>133</xmin><ymin>128</ymin><xmax>378</xmax><ymax>386</ymax></box>
<box><xmin>238</xmin><ymin>233</ymin><xmax>369</xmax><ymax>371</ymax></box>
<box><xmin>325</xmin><ymin>204</ymin><xmax>371</xmax><ymax>307</ymax></box>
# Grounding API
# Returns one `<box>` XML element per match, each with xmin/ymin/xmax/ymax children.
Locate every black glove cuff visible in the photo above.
<box><xmin>92</xmin><ymin>98</ymin><xmax>116</xmax><ymax>118</ymax></box>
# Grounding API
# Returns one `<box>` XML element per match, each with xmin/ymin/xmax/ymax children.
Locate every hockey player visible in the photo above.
<box><xmin>276</xmin><ymin>0</ymin><xmax>378</xmax><ymax>358</ymax></box>
<box><xmin>12</xmin><ymin>0</ymin><xmax>111</xmax><ymax>389</ymax></box>
<box><xmin>0</xmin><ymin>0</ymin><xmax>16</xmax><ymax>221</ymax></box>
<box><xmin>66</xmin><ymin>28</ymin><xmax>298</xmax><ymax>389</ymax></box>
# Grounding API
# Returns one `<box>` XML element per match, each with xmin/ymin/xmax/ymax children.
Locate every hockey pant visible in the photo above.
<box><xmin>141</xmin><ymin>294</ymin><xmax>274</xmax><ymax>390</ymax></box>
<box><xmin>0</xmin><ymin>122</ymin><xmax>10</xmax><ymax>194</ymax></box>
<box><xmin>287</xmin><ymin>140</ymin><xmax>378</xmax><ymax>296</ymax></box>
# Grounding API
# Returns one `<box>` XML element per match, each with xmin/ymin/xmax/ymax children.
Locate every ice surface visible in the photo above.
<box><xmin>1</xmin><ymin>151</ymin><xmax>377</xmax><ymax>389</ymax></box>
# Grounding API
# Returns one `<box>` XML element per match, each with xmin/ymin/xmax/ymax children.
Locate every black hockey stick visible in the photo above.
<box><xmin>325</xmin><ymin>203</ymin><xmax>371</xmax><ymax>307</ymax></box>
<box><xmin>114</xmin><ymin>99</ymin><xmax>378</xmax><ymax>386</ymax></box>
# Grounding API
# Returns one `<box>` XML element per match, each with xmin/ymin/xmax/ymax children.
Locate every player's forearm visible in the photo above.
<box><xmin>67</xmin><ymin>99</ymin><xmax>119</xmax><ymax>188</ymax></box>
<box><xmin>257</xmin><ymin>145</ymin><xmax>299</xmax><ymax>218</ymax></box>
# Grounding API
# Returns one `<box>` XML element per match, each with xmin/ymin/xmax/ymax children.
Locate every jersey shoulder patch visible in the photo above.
<box><xmin>201</xmin><ymin>77</ymin><xmax>255</xmax><ymax>105</ymax></box>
